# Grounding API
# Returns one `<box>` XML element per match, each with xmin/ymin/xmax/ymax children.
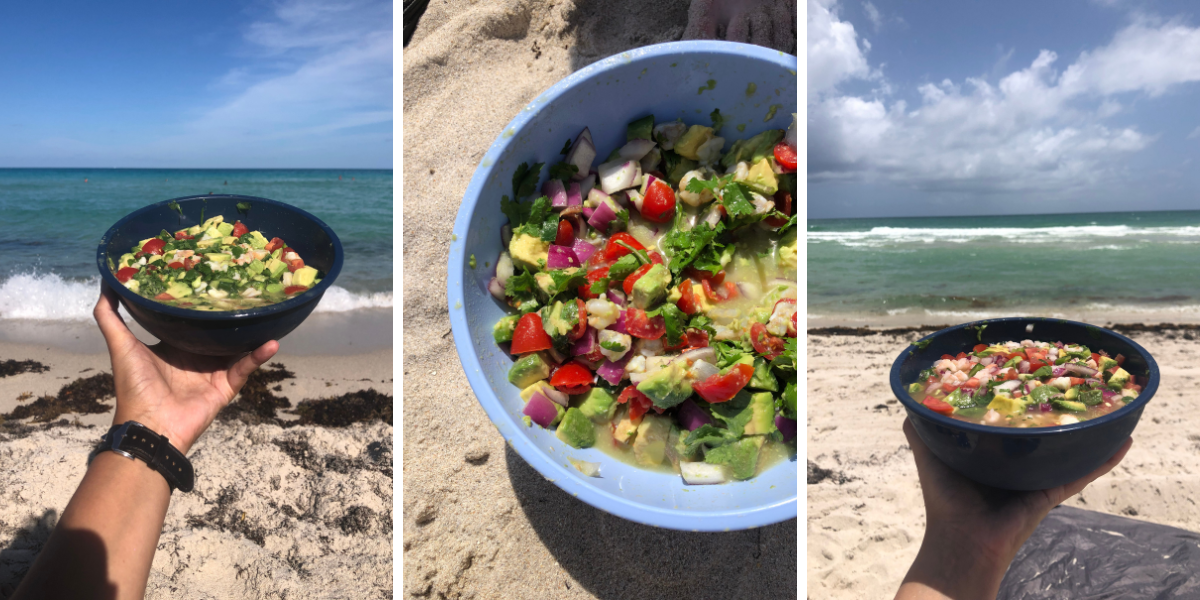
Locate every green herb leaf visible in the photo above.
<box><xmin>167</xmin><ymin>201</ymin><xmax>182</xmax><ymax>217</ymax></box>
<box><xmin>512</xmin><ymin>162</ymin><xmax>544</xmax><ymax>199</ymax></box>
<box><xmin>710</xmin><ymin>108</ymin><xmax>725</xmax><ymax>133</ymax></box>
<box><xmin>914</xmin><ymin>340</ymin><xmax>932</xmax><ymax>350</ymax></box>
<box><xmin>600</xmin><ymin>340</ymin><xmax>626</xmax><ymax>352</ymax></box>
<box><xmin>559</xmin><ymin>139</ymin><xmax>573</xmax><ymax>155</ymax></box>
<box><xmin>236</xmin><ymin>201</ymin><xmax>251</xmax><ymax>214</ymax></box>
<box><xmin>548</xmin><ymin>162</ymin><xmax>578</xmax><ymax>182</ymax></box>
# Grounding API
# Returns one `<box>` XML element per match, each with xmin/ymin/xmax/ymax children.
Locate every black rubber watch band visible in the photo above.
<box><xmin>102</xmin><ymin>421</ymin><xmax>195</xmax><ymax>492</ymax></box>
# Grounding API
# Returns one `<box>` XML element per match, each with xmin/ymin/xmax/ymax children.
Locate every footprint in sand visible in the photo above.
<box><xmin>683</xmin><ymin>0</ymin><xmax>797</xmax><ymax>54</ymax></box>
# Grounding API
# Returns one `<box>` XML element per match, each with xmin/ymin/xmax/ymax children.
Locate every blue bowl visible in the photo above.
<box><xmin>96</xmin><ymin>194</ymin><xmax>343</xmax><ymax>356</ymax></box>
<box><xmin>448</xmin><ymin>41</ymin><xmax>798</xmax><ymax>531</ymax></box>
<box><xmin>890</xmin><ymin>317</ymin><xmax>1158</xmax><ymax>491</ymax></box>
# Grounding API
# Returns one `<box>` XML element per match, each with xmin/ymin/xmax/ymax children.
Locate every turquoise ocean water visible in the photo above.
<box><xmin>809</xmin><ymin>211</ymin><xmax>1200</xmax><ymax>321</ymax></box>
<box><xmin>0</xmin><ymin>169</ymin><xmax>392</xmax><ymax>321</ymax></box>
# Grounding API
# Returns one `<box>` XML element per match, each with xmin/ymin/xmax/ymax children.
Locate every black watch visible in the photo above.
<box><xmin>100</xmin><ymin>421</ymin><xmax>195</xmax><ymax>492</ymax></box>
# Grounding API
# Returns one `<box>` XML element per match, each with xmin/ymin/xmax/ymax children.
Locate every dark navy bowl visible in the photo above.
<box><xmin>890</xmin><ymin>317</ymin><xmax>1158</xmax><ymax>491</ymax></box>
<box><xmin>96</xmin><ymin>194</ymin><xmax>343</xmax><ymax>356</ymax></box>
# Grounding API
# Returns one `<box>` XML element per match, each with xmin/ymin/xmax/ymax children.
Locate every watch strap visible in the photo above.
<box><xmin>103</xmin><ymin>421</ymin><xmax>195</xmax><ymax>492</ymax></box>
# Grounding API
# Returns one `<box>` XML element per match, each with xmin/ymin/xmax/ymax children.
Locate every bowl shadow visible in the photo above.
<box><xmin>505</xmin><ymin>447</ymin><xmax>797</xmax><ymax>599</ymax></box>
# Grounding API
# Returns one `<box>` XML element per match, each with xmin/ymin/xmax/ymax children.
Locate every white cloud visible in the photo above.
<box><xmin>1188</xmin><ymin>126</ymin><xmax>1200</xmax><ymax>139</ymax></box>
<box><xmin>809</xmin><ymin>3</ymin><xmax>1200</xmax><ymax>192</ymax></box>
<box><xmin>863</xmin><ymin>1</ymin><xmax>883</xmax><ymax>32</ymax></box>
<box><xmin>808</xmin><ymin>0</ymin><xmax>874</xmax><ymax>101</ymax></box>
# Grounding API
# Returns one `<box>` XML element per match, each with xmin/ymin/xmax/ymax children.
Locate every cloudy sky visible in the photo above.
<box><xmin>0</xmin><ymin>0</ymin><xmax>391</xmax><ymax>168</ymax></box>
<box><xmin>809</xmin><ymin>0</ymin><xmax>1200</xmax><ymax>218</ymax></box>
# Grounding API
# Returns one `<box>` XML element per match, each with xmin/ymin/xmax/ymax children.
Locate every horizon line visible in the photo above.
<box><xmin>808</xmin><ymin>207</ymin><xmax>1200</xmax><ymax>221</ymax></box>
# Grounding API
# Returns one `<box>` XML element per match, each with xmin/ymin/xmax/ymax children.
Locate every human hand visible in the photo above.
<box><xmin>93</xmin><ymin>283</ymin><xmax>279</xmax><ymax>455</ymax></box>
<box><xmin>896</xmin><ymin>418</ymin><xmax>1132</xmax><ymax>600</ymax></box>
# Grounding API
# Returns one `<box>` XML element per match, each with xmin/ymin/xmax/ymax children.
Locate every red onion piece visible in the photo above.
<box><xmin>677</xmin><ymin>399</ymin><xmax>714</xmax><ymax>431</ymax></box>
<box><xmin>608</xmin><ymin>310</ymin><xmax>627</xmax><ymax>334</ymax></box>
<box><xmin>582</xmin><ymin>206</ymin><xmax>595</xmax><ymax>218</ymax></box>
<box><xmin>488</xmin><ymin>277</ymin><xmax>505</xmax><ymax>301</ymax></box>
<box><xmin>1018</xmin><ymin>361</ymin><xmax>1030</xmax><ymax>374</ymax></box>
<box><xmin>565</xmin><ymin>128</ymin><xmax>596</xmax><ymax>178</ymax></box>
<box><xmin>618</xmin><ymin>139</ymin><xmax>656</xmax><ymax>161</ymax></box>
<box><xmin>524</xmin><ymin>392</ymin><xmax>559</xmax><ymax>428</ymax></box>
<box><xmin>572</xmin><ymin>239</ymin><xmax>597</xmax><ymax>263</ymax></box>
<box><xmin>571</xmin><ymin>327</ymin><xmax>597</xmax><ymax>356</ymax></box>
<box><xmin>544</xmin><ymin>179</ymin><xmax>567</xmax><ymax>208</ymax></box>
<box><xmin>1039</xmin><ymin>403</ymin><xmax>1053</xmax><ymax>413</ymax></box>
<box><xmin>598</xmin><ymin>160</ymin><xmax>641</xmax><ymax>194</ymax></box>
<box><xmin>587</xmin><ymin>198</ymin><xmax>618</xmax><ymax>233</ymax></box>
<box><xmin>607</xmin><ymin>289</ymin><xmax>626</xmax><ymax>306</ymax></box>
<box><xmin>567</xmin><ymin>181</ymin><xmax>582</xmax><ymax>206</ymax></box>
<box><xmin>775</xmin><ymin>416</ymin><xmax>796</xmax><ymax>442</ymax></box>
<box><xmin>596</xmin><ymin>354</ymin><xmax>631</xmax><ymax>386</ymax></box>
<box><xmin>1051</xmin><ymin>366</ymin><xmax>1067</xmax><ymax>378</ymax></box>
<box><xmin>547</xmin><ymin>245</ymin><xmax>580</xmax><ymax>269</ymax></box>
<box><xmin>1064</xmin><ymin>363</ymin><xmax>1098</xmax><ymax>377</ymax></box>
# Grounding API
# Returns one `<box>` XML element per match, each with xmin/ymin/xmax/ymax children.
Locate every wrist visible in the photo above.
<box><xmin>112</xmin><ymin>413</ymin><xmax>193</xmax><ymax>455</ymax></box>
<box><xmin>901</xmin><ymin>529</ymin><xmax>1011</xmax><ymax>600</ymax></box>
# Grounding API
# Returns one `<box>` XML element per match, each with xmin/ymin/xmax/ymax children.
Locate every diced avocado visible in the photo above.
<box><xmin>124</xmin><ymin>279</ymin><xmax>140</xmax><ymax>293</ymax></box>
<box><xmin>743</xmin><ymin>392</ymin><xmax>777</xmax><ymax>436</ymax></box>
<box><xmin>1078</xmin><ymin>389</ymin><xmax>1104</xmax><ymax>406</ymax></box>
<box><xmin>674</xmin><ymin>125</ymin><xmax>714</xmax><ymax>160</ymax></box>
<box><xmin>266</xmin><ymin>258</ymin><xmax>288</xmax><ymax>278</ymax></box>
<box><xmin>165</xmin><ymin>282</ymin><xmax>192</xmax><ymax>299</ymax></box>
<box><xmin>509</xmin><ymin>233</ymin><xmax>550</xmax><ymax>271</ymax></box>
<box><xmin>1029</xmin><ymin>384</ymin><xmax>1058</xmax><ymax>404</ymax></box>
<box><xmin>636</xmin><ymin>361</ymin><xmax>694</xmax><ymax>409</ymax></box>
<box><xmin>265</xmin><ymin>282</ymin><xmax>285</xmax><ymax>295</ymax></box>
<box><xmin>1064</xmin><ymin>386</ymin><xmax>1079</xmax><ymax>400</ymax></box>
<box><xmin>555</xmin><ymin>407</ymin><xmax>596</xmax><ymax>449</ymax></box>
<box><xmin>508</xmin><ymin>354</ymin><xmax>550</xmax><ymax>389</ymax></box>
<box><xmin>986</xmin><ymin>394</ymin><xmax>1028</xmax><ymax>416</ymax></box>
<box><xmin>627</xmin><ymin>115</ymin><xmax>654</xmax><ymax>141</ymax></box>
<box><xmin>203</xmin><ymin>227</ymin><xmax>223</xmax><ymax>240</ymax></box>
<box><xmin>578</xmin><ymin>388</ymin><xmax>618</xmax><ymax>423</ymax></box>
<box><xmin>738</xmin><ymin>158</ymin><xmax>778</xmax><ymax>195</ymax></box>
<box><xmin>247</xmin><ymin>260</ymin><xmax>266</xmax><ymax>276</ymax></box>
<box><xmin>248</xmin><ymin>231</ymin><xmax>269</xmax><ymax>249</ymax></box>
<box><xmin>186</xmin><ymin>225</ymin><xmax>203</xmax><ymax>236</ymax></box>
<box><xmin>1052</xmin><ymin>398</ymin><xmax>1087</xmax><ymax>412</ymax></box>
<box><xmin>631</xmin><ymin>264</ymin><xmax>670</xmax><ymax>309</ymax></box>
<box><xmin>550</xmin><ymin>402</ymin><xmax>566</xmax><ymax>427</ymax></box>
<box><xmin>1098</xmin><ymin>356</ymin><xmax>1119</xmax><ymax>371</ymax></box>
<box><xmin>205</xmin><ymin>253</ymin><xmax>231</xmax><ymax>264</ymax></box>
<box><xmin>201</xmin><ymin>214</ymin><xmax>225</xmax><ymax>228</ymax></box>
<box><xmin>118</xmin><ymin>253</ymin><xmax>136</xmax><ymax>268</ymax></box>
<box><xmin>907</xmin><ymin>382</ymin><xmax>924</xmax><ymax>395</ymax></box>
<box><xmin>270</xmin><ymin>248</ymin><xmax>282</xmax><ymax>260</ymax></box>
<box><xmin>1032</xmin><ymin>366</ymin><xmax>1053</xmax><ymax>378</ymax></box>
<box><xmin>222</xmin><ymin>236</ymin><xmax>237</xmax><ymax>245</ymax></box>
<box><xmin>541</xmin><ymin>300</ymin><xmax>579</xmax><ymax>342</ymax></box>
<box><xmin>493</xmin><ymin>314</ymin><xmax>520</xmax><ymax>344</ymax></box>
<box><xmin>216</xmin><ymin>222</ymin><xmax>234</xmax><ymax>237</ymax></box>
<box><xmin>533</xmin><ymin>267</ymin><xmax>583</xmax><ymax>297</ymax></box>
<box><xmin>520</xmin><ymin>380</ymin><xmax>556</xmax><ymax>402</ymax></box>
<box><xmin>704</xmin><ymin>435</ymin><xmax>765</xmax><ymax>480</ymax></box>
<box><xmin>196</xmin><ymin>238</ymin><xmax>219</xmax><ymax>249</ymax></box>
<box><xmin>632</xmin><ymin>414</ymin><xmax>671</xmax><ymax>466</ymax></box>
<box><xmin>146</xmin><ymin>254</ymin><xmax>163</xmax><ymax>264</ymax></box>
<box><xmin>721</xmin><ymin>129</ymin><xmax>784</xmax><ymax>168</ymax></box>
<box><xmin>1107</xmin><ymin>367</ymin><xmax>1131</xmax><ymax>390</ymax></box>
<box><xmin>748</xmin><ymin>358</ymin><xmax>778</xmax><ymax>392</ymax></box>
<box><xmin>665</xmin><ymin>424</ymin><xmax>701</xmax><ymax>464</ymax></box>
<box><xmin>1122</xmin><ymin>389</ymin><xmax>1139</xmax><ymax>402</ymax></box>
<box><xmin>292</xmin><ymin>266</ymin><xmax>318</xmax><ymax>287</ymax></box>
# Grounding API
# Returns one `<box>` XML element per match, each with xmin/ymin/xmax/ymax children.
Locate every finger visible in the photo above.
<box><xmin>1054</xmin><ymin>437</ymin><xmax>1133</xmax><ymax>502</ymax></box>
<box><xmin>225</xmin><ymin>340</ymin><xmax>279</xmax><ymax>395</ymax></box>
<box><xmin>93</xmin><ymin>283</ymin><xmax>137</xmax><ymax>353</ymax></box>
<box><xmin>903</xmin><ymin>417</ymin><xmax>936</xmax><ymax>466</ymax></box>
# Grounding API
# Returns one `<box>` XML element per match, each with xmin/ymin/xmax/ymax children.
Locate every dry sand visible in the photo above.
<box><xmin>402</xmin><ymin>1</ymin><xmax>796</xmax><ymax>598</ymax></box>
<box><xmin>806</xmin><ymin>324</ymin><xmax>1200</xmax><ymax>599</ymax></box>
<box><xmin>0</xmin><ymin>312</ymin><xmax>394</xmax><ymax>599</ymax></box>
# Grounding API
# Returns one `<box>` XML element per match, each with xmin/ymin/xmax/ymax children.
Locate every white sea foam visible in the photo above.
<box><xmin>808</xmin><ymin>225</ymin><xmax>1200</xmax><ymax>248</ymax></box>
<box><xmin>0</xmin><ymin>272</ymin><xmax>391</xmax><ymax>321</ymax></box>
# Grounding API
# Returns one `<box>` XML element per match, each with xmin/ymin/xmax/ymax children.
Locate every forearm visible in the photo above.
<box><xmin>12</xmin><ymin>451</ymin><xmax>172</xmax><ymax>600</ymax></box>
<box><xmin>895</xmin><ymin>534</ymin><xmax>1012</xmax><ymax>600</ymax></box>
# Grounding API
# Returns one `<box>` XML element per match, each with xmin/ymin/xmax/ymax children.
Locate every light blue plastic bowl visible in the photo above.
<box><xmin>448</xmin><ymin>41</ymin><xmax>798</xmax><ymax>531</ymax></box>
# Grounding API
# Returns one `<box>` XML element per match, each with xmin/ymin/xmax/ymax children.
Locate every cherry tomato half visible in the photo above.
<box><xmin>639</xmin><ymin>178</ymin><xmax>677</xmax><ymax>223</ymax></box>
<box><xmin>550</xmin><ymin>361</ymin><xmax>594</xmax><ymax>395</ymax></box>
<box><xmin>774</xmin><ymin>142</ymin><xmax>797</xmax><ymax>172</ymax></box>
<box><xmin>510</xmin><ymin>313</ymin><xmax>553</xmax><ymax>354</ymax></box>
<box><xmin>692</xmin><ymin>363</ymin><xmax>754</xmax><ymax>404</ymax></box>
<box><xmin>750</xmin><ymin>322</ymin><xmax>786</xmax><ymax>360</ymax></box>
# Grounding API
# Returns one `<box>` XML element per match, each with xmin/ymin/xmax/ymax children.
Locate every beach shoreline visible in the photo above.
<box><xmin>806</xmin><ymin>309</ymin><xmax>1200</xmax><ymax>330</ymax></box>
<box><xmin>807</xmin><ymin>319</ymin><xmax>1200</xmax><ymax>599</ymax></box>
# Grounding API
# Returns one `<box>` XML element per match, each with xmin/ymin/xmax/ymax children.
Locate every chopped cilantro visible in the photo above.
<box><xmin>167</xmin><ymin>201</ymin><xmax>182</xmax><ymax>217</ymax></box>
<box><xmin>559</xmin><ymin>138</ymin><xmax>573</xmax><ymax>155</ymax></box>
<box><xmin>607</xmin><ymin>254</ymin><xmax>642</xmax><ymax>282</ymax></box>
<box><xmin>600</xmin><ymin>340</ymin><xmax>626</xmax><ymax>352</ymax></box>
<box><xmin>660</xmin><ymin>216</ymin><xmax>722</xmax><ymax>279</ymax></box>
<box><xmin>710</xmin><ymin>108</ymin><xmax>726</xmax><ymax>133</ymax></box>
<box><xmin>512</xmin><ymin>162</ymin><xmax>543</xmax><ymax>199</ymax></box>
<box><xmin>548</xmin><ymin>162</ymin><xmax>578</xmax><ymax>182</ymax></box>
<box><xmin>236</xmin><ymin>201</ymin><xmax>251</xmax><ymax>213</ymax></box>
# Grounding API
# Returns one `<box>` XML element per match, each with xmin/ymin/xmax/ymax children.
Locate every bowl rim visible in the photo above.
<box><xmin>96</xmin><ymin>193</ymin><xmax>343</xmax><ymax>321</ymax></box>
<box><xmin>889</xmin><ymin>317</ymin><xmax>1160</xmax><ymax>435</ymax></box>
<box><xmin>448</xmin><ymin>40</ymin><xmax>798</xmax><ymax>531</ymax></box>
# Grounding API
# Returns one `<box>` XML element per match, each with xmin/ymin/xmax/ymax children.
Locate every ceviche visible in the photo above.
<box><xmin>111</xmin><ymin>214</ymin><xmax>319</xmax><ymax>311</ymax></box>
<box><xmin>488</xmin><ymin>112</ymin><xmax>798</xmax><ymax>484</ymax></box>
<box><xmin>908</xmin><ymin>339</ymin><xmax>1143</xmax><ymax>427</ymax></box>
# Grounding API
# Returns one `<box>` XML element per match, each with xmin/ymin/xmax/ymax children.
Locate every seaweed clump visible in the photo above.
<box><xmin>0</xmin><ymin>359</ymin><xmax>50</xmax><ymax>378</ymax></box>
<box><xmin>288</xmin><ymin>389</ymin><xmax>393</xmax><ymax>427</ymax></box>
<box><xmin>3</xmin><ymin>373</ymin><xmax>114</xmax><ymax>423</ymax></box>
<box><xmin>217</xmin><ymin>362</ymin><xmax>294</xmax><ymax>425</ymax></box>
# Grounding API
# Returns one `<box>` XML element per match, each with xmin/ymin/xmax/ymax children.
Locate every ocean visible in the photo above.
<box><xmin>808</xmin><ymin>210</ymin><xmax>1200</xmax><ymax>324</ymax></box>
<box><xmin>0</xmin><ymin>169</ymin><xmax>392</xmax><ymax>322</ymax></box>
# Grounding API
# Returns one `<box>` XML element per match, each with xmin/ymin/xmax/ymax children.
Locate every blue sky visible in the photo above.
<box><xmin>809</xmin><ymin>0</ymin><xmax>1200</xmax><ymax>218</ymax></box>
<box><xmin>0</xmin><ymin>0</ymin><xmax>391</xmax><ymax>168</ymax></box>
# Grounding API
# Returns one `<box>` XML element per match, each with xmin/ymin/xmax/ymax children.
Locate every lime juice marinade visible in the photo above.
<box><xmin>908</xmin><ymin>340</ymin><xmax>1143</xmax><ymax>427</ymax></box>
<box><xmin>111</xmin><ymin>214</ymin><xmax>320</xmax><ymax>311</ymax></box>
<box><xmin>489</xmin><ymin>113</ymin><xmax>799</xmax><ymax>484</ymax></box>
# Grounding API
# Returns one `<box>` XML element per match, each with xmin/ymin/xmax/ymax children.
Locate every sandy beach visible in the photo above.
<box><xmin>0</xmin><ymin>310</ymin><xmax>393</xmax><ymax>599</ymax></box>
<box><xmin>806</xmin><ymin>321</ymin><xmax>1200</xmax><ymax>599</ymax></box>
<box><xmin>402</xmin><ymin>1</ymin><xmax>796</xmax><ymax>598</ymax></box>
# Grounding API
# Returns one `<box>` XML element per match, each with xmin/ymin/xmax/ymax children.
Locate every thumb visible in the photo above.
<box><xmin>93</xmin><ymin>283</ymin><xmax>137</xmax><ymax>355</ymax></box>
<box><xmin>225</xmin><ymin>341</ymin><xmax>279</xmax><ymax>397</ymax></box>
